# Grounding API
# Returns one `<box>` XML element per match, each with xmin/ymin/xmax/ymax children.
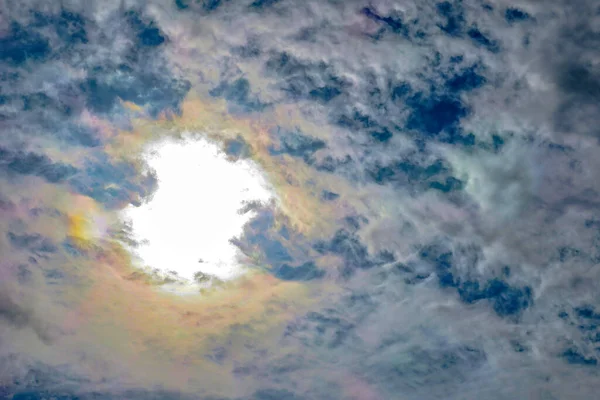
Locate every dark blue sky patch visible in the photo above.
<box><xmin>336</xmin><ymin>109</ymin><xmax>377</xmax><ymax>131</ymax></box>
<box><xmin>418</xmin><ymin>244</ymin><xmax>532</xmax><ymax>317</ymax></box>
<box><xmin>321</xmin><ymin>190</ymin><xmax>339</xmax><ymax>201</ymax></box>
<box><xmin>492</xmin><ymin>134</ymin><xmax>505</xmax><ymax>152</ymax></box>
<box><xmin>405</xmin><ymin>94</ymin><xmax>468</xmax><ymax>137</ymax></box>
<box><xmin>69</xmin><ymin>179</ymin><xmax>131</xmax><ymax>208</ymax></box>
<box><xmin>391</xmin><ymin>82</ymin><xmax>412</xmax><ymax>102</ymax></box>
<box><xmin>446</xmin><ymin>130</ymin><xmax>474</xmax><ymax>147</ymax></box>
<box><xmin>574</xmin><ymin>305</ymin><xmax>600</xmax><ymax>321</ymax></box>
<box><xmin>436</xmin><ymin>1</ymin><xmax>465</xmax><ymax>36</ymax></box>
<box><xmin>138</xmin><ymin>26</ymin><xmax>165</xmax><ymax>47</ymax></box>
<box><xmin>467</xmin><ymin>26</ymin><xmax>500</xmax><ymax>52</ymax></box>
<box><xmin>83</xmin><ymin>65</ymin><xmax>191</xmax><ymax>116</ymax></box>
<box><xmin>81</xmin><ymin>77</ymin><xmax>119</xmax><ymax>113</ymax></box>
<box><xmin>175</xmin><ymin>0</ymin><xmax>190</xmax><ymax>9</ymax></box>
<box><xmin>564</xmin><ymin>305</ymin><xmax>600</xmax><ymax>344</ymax></box>
<box><xmin>68</xmin><ymin>157</ymin><xmax>158</xmax><ymax>209</ymax></box>
<box><xmin>250</xmin><ymin>0</ymin><xmax>282</xmax><ymax>9</ymax></box>
<box><xmin>429</xmin><ymin>176</ymin><xmax>464</xmax><ymax>192</ymax></box>
<box><xmin>344</xmin><ymin>215</ymin><xmax>368</xmax><ymax>230</ymax></box>
<box><xmin>62</xmin><ymin>238</ymin><xmax>84</xmax><ymax>257</ymax></box>
<box><xmin>7</xmin><ymin>232</ymin><xmax>57</xmax><ymax>254</ymax></box>
<box><xmin>269</xmin><ymin>130</ymin><xmax>326</xmax><ymax>163</ymax></box>
<box><xmin>562</xmin><ymin>348</ymin><xmax>598</xmax><ymax>366</ymax></box>
<box><xmin>26</xmin><ymin>8</ymin><xmax>88</xmax><ymax>47</ymax></box>
<box><xmin>224</xmin><ymin>137</ymin><xmax>250</xmax><ymax>158</ymax></box>
<box><xmin>558</xmin><ymin>246</ymin><xmax>582</xmax><ymax>262</ymax></box>
<box><xmin>368</xmin><ymin>164</ymin><xmax>396</xmax><ymax>185</ymax></box>
<box><xmin>232</xmin><ymin>39</ymin><xmax>261</xmax><ymax>59</ymax></box>
<box><xmin>233</xmin><ymin>210</ymin><xmax>295</xmax><ymax>268</ymax></box>
<box><xmin>556</xmin><ymin>64</ymin><xmax>600</xmax><ymax>100</ymax></box>
<box><xmin>174</xmin><ymin>0</ymin><xmax>230</xmax><ymax>12</ymax></box>
<box><xmin>60</xmin><ymin>124</ymin><xmax>102</xmax><ymax>148</ymax></box>
<box><xmin>553</xmin><ymin>63</ymin><xmax>600</xmax><ymax>136</ymax></box>
<box><xmin>376</xmin><ymin>250</ymin><xmax>396</xmax><ymax>265</ymax></box>
<box><xmin>0</xmin><ymin>22</ymin><xmax>51</xmax><ymax>65</ymax></box>
<box><xmin>485</xmin><ymin>279</ymin><xmax>531</xmax><ymax>317</ymax></box>
<box><xmin>265</xmin><ymin>52</ymin><xmax>306</xmax><ymax>76</ymax></box>
<box><xmin>511</xmin><ymin>340</ymin><xmax>528</xmax><ymax>353</ymax></box>
<box><xmin>254</xmin><ymin>235</ymin><xmax>293</xmax><ymax>264</ymax></box>
<box><xmin>205</xmin><ymin>346</ymin><xmax>227</xmax><ymax>365</ymax></box>
<box><xmin>21</xmin><ymin>92</ymin><xmax>75</xmax><ymax>118</ymax></box>
<box><xmin>403</xmin><ymin>271</ymin><xmax>432</xmax><ymax>285</ymax></box>
<box><xmin>456</xmin><ymin>278</ymin><xmax>533</xmax><ymax>318</ymax></box>
<box><xmin>370</xmin><ymin>127</ymin><xmax>393</xmax><ymax>143</ymax></box>
<box><xmin>314</xmin><ymin>230</ymin><xmax>374</xmax><ymax>276</ymax></box>
<box><xmin>314</xmin><ymin>154</ymin><xmax>352</xmax><ymax>173</ymax></box>
<box><xmin>209</xmin><ymin>78</ymin><xmax>268</xmax><ymax>112</ymax></box>
<box><xmin>56</xmin><ymin>10</ymin><xmax>88</xmax><ymax>44</ymax></box>
<box><xmin>397</xmin><ymin>159</ymin><xmax>446</xmax><ymax>181</ymax></box>
<box><xmin>126</xmin><ymin>11</ymin><xmax>166</xmax><ymax>47</ymax></box>
<box><xmin>0</xmin><ymin>147</ymin><xmax>12</xmax><ymax>163</ymax></box>
<box><xmin>362</xmin><ymin>7</ymin><xmax>409</xmax><ymax>38</ymax></box>
<box><xmin>202</xmin><ymin>0</ymin><xmax>225</xmax><ymax>12</ymax></box>
<box><xmin>22</xmin><ymin>92</ymin><xmax>58</xmax><ymax>112</ymax></box>
<box><xmin>370</xmin><ymin>344</ymin><xmax>487</xmax><ymax>391</ymax></box>
<box><xmin>445</xmin><ymin>65</ymin><xmax>486</xmax><ymax>92</ymax></box>
<box><xmin>437</xmin><ymin>270</ymin><xmax>458</xmax><ymax>288</ymax></box>
<box><xmin>334</xmin><ymin>108</ymin><xmax>395</xmax><ymax>143</ymax></box>
<box><xmin>419</xmin><ymin>244</ymin><xmax>452</xmax><ymax>266</ymax></box>
<box><xmin>363</xmin><ymin>73</ymin><xmax>388</xmax><ymax>110</ymax></box>
<box><xmin>264</xmin><ymin>52</ymin><xmax>348</xmax><ymax>102</ymax></box>
<box><xmin>505</xmin><ymin>8</ymin><xmax>530</xmax><ymax>23</ymax></box>
<box><xmin>293</xmin><ymin>26</ymin><xmax>320</xmax><ymax>42</ymax></box>
<box><xmin>44</xmin><ymin>269</ymin><xmax>64</xmax><ymax>281</ymax></box>
<box><xmin>273</xmin><ymin>262</ymin><xmax>325</xmax><ymax>281</ymax></box>
<box><xmin>308</xmin><ymin>86</ymin><xmax>342</xmax><ymax>103</ymax></box>
<box><xmin>35</xmin><ymin>162</ymin><xmax>78</xmax><ymax>184</ymax></box>
<box><xmin>458</xmin><ymin>280</ymin><xmax>487</xmax><ymax>303</ymax></box>
<box><xmin>2</xmin><ymin>150</ymin><xmax>78</xmax><ymax>183</ymax></box>
<box><xmin>285</xmin><ymin>310</ymin><xmax>355</xmax><ymax>349</ymax></box>
<box><xmin>408</xmin><ymin>345</ymin><xmax>486</xmax><ymax>372</ymax></box>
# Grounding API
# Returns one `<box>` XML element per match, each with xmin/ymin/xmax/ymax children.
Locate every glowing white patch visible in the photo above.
<box><xmin>121</xmin><ymin>135</ymin><xmax>273</xmax><ymax>283</ymax></box>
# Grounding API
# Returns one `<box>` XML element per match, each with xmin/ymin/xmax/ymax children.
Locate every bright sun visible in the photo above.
<box><xmin>121</xmin><ymin>135</ymin><xmax>273</xmax><ymax>286</ymax></box>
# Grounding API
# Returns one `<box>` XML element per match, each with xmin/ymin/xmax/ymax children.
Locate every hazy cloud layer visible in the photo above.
<box><xmin>1</xmin><ymin>0</ymin><xmax>600</xmax><ymax>399</ymax></box>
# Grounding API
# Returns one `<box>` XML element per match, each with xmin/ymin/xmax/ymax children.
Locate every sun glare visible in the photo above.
<box><xmin>120</xmin><ymin>135</ymin><xmax>273</xmax><ymax>286</ymax></box>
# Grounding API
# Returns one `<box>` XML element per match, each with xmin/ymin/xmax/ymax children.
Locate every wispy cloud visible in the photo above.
<box><xmin>1</xmin><ymin>0</ymin><xmax>600</xmax><ymax>399</ymax></box>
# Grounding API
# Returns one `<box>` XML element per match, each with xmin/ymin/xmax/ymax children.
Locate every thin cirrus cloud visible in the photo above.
<box><xmin>1</xmin><ymin>1</ymin><xmax>600</xmax><ymax>399</ymax></box>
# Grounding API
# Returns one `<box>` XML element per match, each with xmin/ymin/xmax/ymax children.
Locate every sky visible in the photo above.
<box><xmin>1</xmin><ymin>0</ymin><xmax>600</xmax><ymax>399</ymax></box>
<box><xmin>120</xmin><ymin>135</ymin><xmax>275</xmax><ymax>285</ymax></box>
